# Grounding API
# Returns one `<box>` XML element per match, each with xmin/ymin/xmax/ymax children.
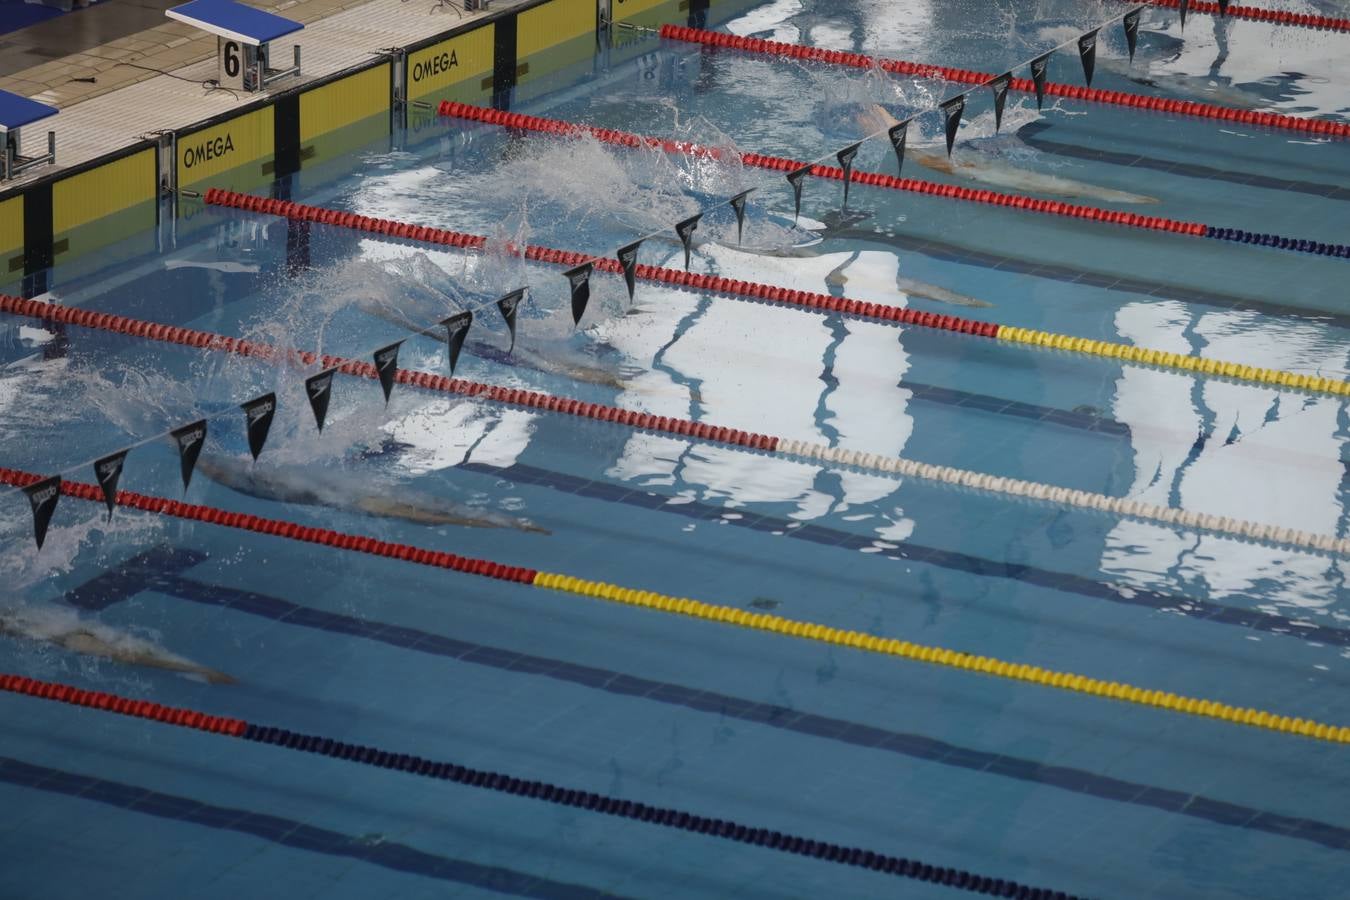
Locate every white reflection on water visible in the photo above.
<box><xmin>1104</xmin><ymin>301</ymin><xmax>1349</xmax><ymax>611</ymax></box>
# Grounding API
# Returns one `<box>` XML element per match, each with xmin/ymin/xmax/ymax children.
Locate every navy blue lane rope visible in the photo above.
<box><xmin>1205</xmin><ymin>226</ymin><xmax>1350</xmax><ymax>257</ymax></box>
<box><xmin>240</xmin><ymin>724</ymin><xmax>1085</xmax><ymax>898</ymax></box>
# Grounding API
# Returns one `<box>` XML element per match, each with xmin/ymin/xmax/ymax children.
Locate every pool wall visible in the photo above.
<box><xmin>0</xmin><ymin>0</ymin><xmax>753</xmax><ymax>297</ymax></box>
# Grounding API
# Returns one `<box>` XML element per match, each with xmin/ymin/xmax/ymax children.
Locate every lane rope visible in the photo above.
<box><xmin>203</xmin><ymin>188</ymin><xmax>1350</xmax><ymax>400</ymax></box>
<box><xmin>1117</xmin><ymin>0</ymin><xmax>1350</xmax><ymax>32</ymax></box>
<box><xmin>5</xmin><ymin>292</ymin><xmax>1348</xmax><ymax>556</ymax></box>
<box><xmin>658</xmin><ymin>25</ymin><xmax>1350</xmax><ymax>138</ymax></box>
<box><xmin>438</xmin><ymin>101</ymin><xmax>1350</xmax><ymax>262</ymax></box>
<box><xmin>0</xmin><ymin>466</ymin><xmax>1345</xmax><ymax>744</ymax></box>
<box><xmin>0</xmin><ymin>674</ymin><xmax>1084</xmax><ymax>897</ymax></box>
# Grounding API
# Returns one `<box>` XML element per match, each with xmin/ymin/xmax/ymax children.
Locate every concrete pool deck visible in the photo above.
<box><xmin>0</xmin><ymin>0</ymin><xmax>523</xmax><ymax>188</ymax></box>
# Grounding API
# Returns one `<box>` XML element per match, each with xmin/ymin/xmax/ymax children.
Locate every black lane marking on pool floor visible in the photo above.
<box><xmin>457</xmin><ymin>462</ymin><xmax>1350</xmax><ymax>649</ymax></box>
<box><xmin>0</xmin><ymin>756</ymin><xmax>630</xmax><ymax>899</ymax></box>
<box><xmin>67</xmin><ymin>567</ymin><xmax>1350</xmax><ymax>854</ymax></box>
<box><xmin>1016</xmin><ymin>122</ymin><xmax>1350</xmax><ymax>203</ymax></box>
<box><xmin>62</xmin><ymin>545</ymin><xmax>209</xmax><ymax>611</ymax></box>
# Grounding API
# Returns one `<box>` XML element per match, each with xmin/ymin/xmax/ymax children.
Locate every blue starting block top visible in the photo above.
<box><xmin>0</xmin><ymin>90</ymin><xmax>58</xmax><ymax>134</ymax></box>
<box><xmin>165</xmin><ymin>0</ymin><xmax>303</xmax><ymax>46</ymax></box>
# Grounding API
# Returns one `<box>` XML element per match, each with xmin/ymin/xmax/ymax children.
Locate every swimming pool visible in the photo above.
<box><xmin>2</xmin><ymin>0</ymin><xmax>1349</xmax><ymax>897</ymax></box>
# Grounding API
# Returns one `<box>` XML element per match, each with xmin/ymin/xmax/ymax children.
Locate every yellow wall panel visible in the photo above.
<box><xmin>0</xmin><ymin>195</ymin><xmax>21</xmax><ymax>259</ymax></box>
<box><xmin>52</xmin><ymin>149</ymin><xmax>155</xmax><ymax>234</ymax></box>
<box><xmin>178</xmin><ymin>107</ymin><xmax>274</xmax><ymax>186</ymax></box>
<box><xmin>518</xmin><ymin>0</ymin><xmax>594</xmax><ymax>58</ymax></box>
<box><xmin>407</xmin><ymin>24</ymin><xmax>494</xmax><ymax>101</ymax></box>
<box><xmin>300</xmin><ymin>64</ymin><xmax>390</xmax><ymax>143</ymax></box>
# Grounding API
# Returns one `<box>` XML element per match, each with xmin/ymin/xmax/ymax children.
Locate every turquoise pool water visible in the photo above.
<box><xmin>1</xmin><ymin>1</ymin><xmax>1348</xmax><ymax>897</ymax></box>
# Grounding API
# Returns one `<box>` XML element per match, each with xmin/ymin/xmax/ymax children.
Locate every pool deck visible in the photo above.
<box><xmin>0</xmin><ymin>0</ymin><xmax>523</xmax><ymax>190</ymax></box>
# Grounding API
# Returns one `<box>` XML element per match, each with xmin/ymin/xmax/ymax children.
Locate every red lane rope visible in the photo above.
<box><xmin>0</xmin><ymin>293</ymin><xmax>781</xmax><ymax>451</ymax></box>
<box><xmin>195</xmin><ymin>191</ymin><xmax>1006</xmax><ymax>335</ymax></box>
<box><xmin>0</xmin><ymin>672</ymin><xmax>248</xmax><ymax>735</ymax></box>
<box><xmin>0</xmin><ymin>465</ymin><xmax>541</xmax><ymax>583</ymax></box>
<box><xmin>440</xmin><ymin>101</ymin><xmax>1209</xmax><ymax>236</ymax></box>
<box><xmin>0</xmin><ymin>673</ymin><xmax>1081</xmax><ymax>894</ymax></box>
<box><xmin>440</xmin><ymin>102</ymin><xmax>1350</xmax><ymax>259</ymax></box>
<box><xmin>658</xmin><ymin>24</ymin><xmax>1350</xmax><ymax>139</ymax></box>
<box><xmin>1121</xmin><ymin>0</ymin><xmax>1350</xmax><ymax>32</ymax></box>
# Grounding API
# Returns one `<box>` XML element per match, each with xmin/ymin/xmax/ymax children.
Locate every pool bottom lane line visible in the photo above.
<box><xmin>2</xmin><ymin>292</ymin><xmax>1346</xmax><ymax>557</ymax></box>
<box><xmin>0</xmin><ymin>675</ymin><xmax>1087</xmax><ymax>898</ymax></box>
<box><xmin>0</xmin><ymin>466</ymin><xmax>1345</xmax><ymax>745</ymax></box>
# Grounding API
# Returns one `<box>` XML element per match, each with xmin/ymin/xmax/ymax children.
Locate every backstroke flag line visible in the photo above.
<box><xmin>241</xmin><ymin>393</ymin><xmax>276</xmax><ymax>461</ymax></box>
<box><xmin>170</xmin><ymin>420</ymin><xmax>207</xmax><ymax>492</ymax></box>
<box><xmin>306</xmin><ymin>368</ymin><xmax>337</xmax><ymax>433</ymax></box>
<box><xmin>93</xmin><ymin>451</ymin><xmax>126</xmax><ymax>521</ymax></box>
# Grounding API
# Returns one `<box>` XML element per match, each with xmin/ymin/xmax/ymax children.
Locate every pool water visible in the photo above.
<box><xmin>2</xmin><ymin>1</ymin><xmax>1349</xmax><ymax>897</ymax></box>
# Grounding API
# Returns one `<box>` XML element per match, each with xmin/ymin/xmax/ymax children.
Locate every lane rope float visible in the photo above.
<box><xmin>4</xmin><ymin>292</ymin><xmax>1348</xmax><ymax>556</ymax></box>
<box><xmin>659</xmin><ymin>25</ymin><xmax>1350</xmax><ymax>138</ymax></box>
<box><xmin>0</xmin><ymin>466</ymin><xmax>1345</xmax><ymax>745</ymax></box>
<box><xmin>202</xmin><ymin>189</ymin><xmax>1350</xmax><ymax>400</ymax></box>
<box><xmin>439</xmin><ymin>101</ymin><xmax>1350</xmax><ymax>262</ymax></box>
<box><xmin>0</xmin><ymin>675</ymin><xmax>1083</xmax><ymax>897</ymax></box>
<box><xmin>1115</xmin><ymin>0</ymin><xmax>1350</xmax><ymax>32</ymax></box>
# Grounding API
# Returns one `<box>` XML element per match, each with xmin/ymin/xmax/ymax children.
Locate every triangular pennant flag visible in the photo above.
<box><xmin>1180</xmin><ymin>0</ymin><xmax>1189</xmax><ymax>28</ymax></box>
<box><xmin>497</xmin><ymin>288</ymin><xmax>524</xmax><ymax>352</ymax></box>
<box><xmin>1078</xmin><ymin>29</ymin><xmax>1099</xmax><ymax>88</ymax></box>
<box><xmin>786</xmin><ymin>165</ymin><xmax>811</xmax><ymax>223</ymax></box>
<box><xmin>1030</xmin><ymin>53</ymin><xmax>1051</xmax><ymax>109</ymax></box>
<box><xmin>990</xmin><ymin>73</ymin><xmax>1012</xmax><ymax>132</ymax></box>
<box><xmin>22</xmin><ymin>476</ymin><xmax>60</xmax><ymax>551</ymax></box>
<box><xmin>674</xmin><ymin>214</ymin><xmax>701</xmax><ymax>271</ymax></box>
<box><xmin>940</xmin><ymin>95</ymin><xmax>965</xmax><ymax>156</ymax></box>
<box><xmin>1217</xmin><ymin>0</ymin><xmax>1228</xmax><ymax>15</ymax></box>
<box><xmin>887</xmin><ymin>120</ymin><xmax>909</xmax><ymax>175</ymax></box>
<box><xmin>728</xmin><ymin>190</ymin><xmax>753</xmax><ymax>244</ymax></box>
<box><xmin>564</xmin><ymin>264</ymin><xmax>593</xmax><ymax>325</ymax></box>
<box><xmin>241</xmin><ymin>393</ymin><xmax>275</xmax><ymax>461</ymax></box>
<box><xmin>1123</xmin><ymin>8</ymin><xmax>1142</xmax><ymax>63</ymax></box>
<box><xmin>305</xmin><ymin>368</ymin><xmax>337</xmax><ymax>433</ymax></box>
<box><xmin>616</xmin><ymin>241</ymin><xmax>642</xmax><ymax>303</ymax></box>
<box><xmin>93</xmin><ymin>451</ymin><xmax>126</xmax><ymax>521</ymax></box>
<box><xmin>443</xmin><ymin>311</ymin><xmax>472</xmax><ymax>374</ymax></box>
<box><xmin>170</xmin><ymin>420</ymin><xmax>207</xmax><ymax>492</ymax></box>
<box><xmin>373</xmin><ymin>341</ymin><xmax>402</xmax><ymax>405</ymax></box>
<box><xmin>836</xmin><ymin>143</ymin><xmax>861</xmax><ymax>207</ymax></box>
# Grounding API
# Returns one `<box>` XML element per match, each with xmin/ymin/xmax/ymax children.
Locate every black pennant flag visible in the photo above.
<box><xmin>836</xmin><ymin>143</ymin><xmax>861</xmax><ymax>206</ymax></box>
<box><xmin>443</xmin><ymin>311</ymin><xmax>472</xmax><ymax>374</ymax></box>
<box><xmin>1030</xmin><ymin>53</ymin><xmax>1051</xmax><ymax>109</ymax></box>
<box><xmin>674</xmin><ymin>214</ymin><xmax>701</xmax><ymax>271</ymax></box>
<box><xmin>940</xmin><ymin>95</ymin><xmax>965</xmax><ymax>156</ymax></box>
<box><xmin>887</xmin><ymin>119</ymin><xmax>909</xmax><ymax>175</ymax></box>
<box><xmin>1218</xmin><ymin>0</ymin><xmax>1228</xmax><ymax>15</ymax></box>
<box><xmin>23</xmin><ymin>476</ymin><xmax>60</xmax><ymax>551</ymax></box>
<box><xmin>1078</xmin><ymin>29</ymin><xmax>1098</xmax><ymax>87</ymax></box>
<box><xmin>1180</xmin><ymin>0</ymin><xmax>1189</xmax><ymax>29</ymax></box>
<box><xmin>306</xmin><ymin>368</ymin><xmax>337</xmax><ymax>432</ymax></box>
<box><xmin>728</xmin><ymin>190</ymin><xmax>753</xmax><ymax>244</ymax></box>
<box><xmin>564</xmin><ymin>264</ymin><xmax>593</xmax><ymax>325</ymax></box>
<box><xmin>617</xmin><ymin>241</ymin><xmax>642</xmax><ymax>303</ymax></box>
<box><xmin>93</xmin><ymin>451</ymin><xmax>126</xmax><ymax>521</ymax></box>
<box><xmin>241</xmin><ymin>393</ymin><xmax>275</xmax><ymax>461</ymax></box>
<box><xmin>497</xmin><ymin>288</ymin><xmax>524</xmax><ymax>352</ymax></box>
<box><xmin>1123</xmin><ymin>8</ymin><xmax>1142</xmax><ymax>63</ymax></box>
<box><xmin>170</xmin><ymin>420</ymin><xmax>207</xmax><ymax>492</ymax></box>
<box><xmin>990</xmin><ymin>73</ymin><xmax>1012</xmax><ymax>132</ymax></box>
<box><xmin>373</xmin><ymin>341</ymin><xmax>402</xmax><ymax>405</ymax></box>
<box><xmin>786</xmin><ymin>165</ymin><xmax>811</xmax><ymax>223</ymax></box>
